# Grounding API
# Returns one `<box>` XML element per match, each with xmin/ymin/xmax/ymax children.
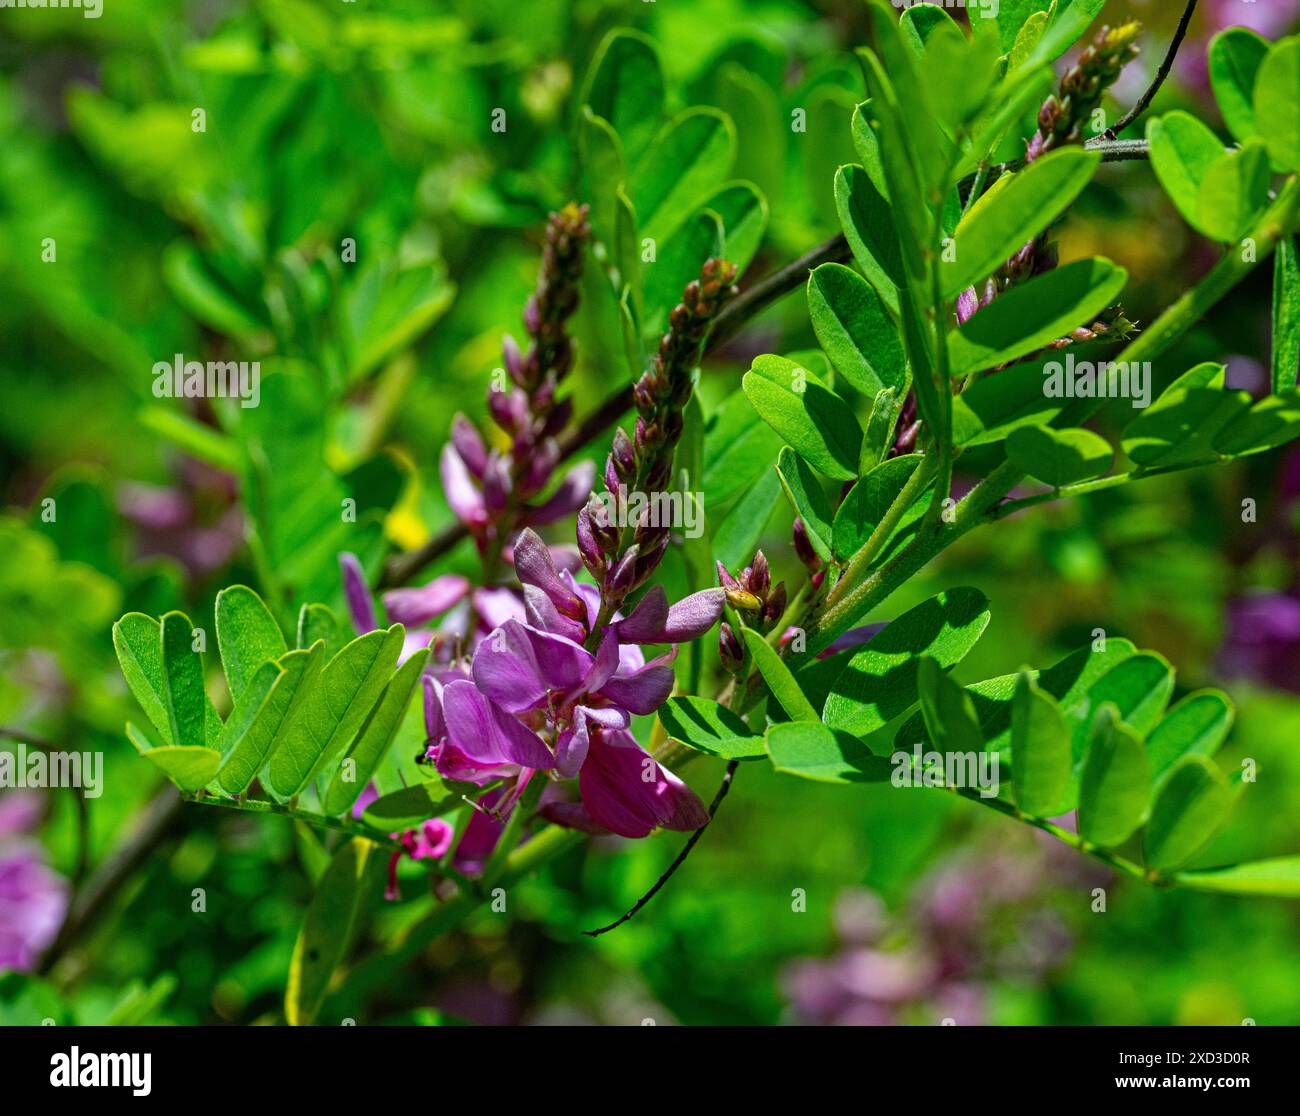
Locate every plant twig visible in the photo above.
<box><xmin>582</xmin><ymin>760</ymin><xmax>739</xmax><ymax>937</ymax></box>
<box><xmin>37</xmin><ymin>783</ymin><xmax>185</xmax><ymax>975</ymax></box>
<box><xmin>1104</xmin><ymin>0</ymin><xmax>1199</xmax><ymax>140</ymax></box>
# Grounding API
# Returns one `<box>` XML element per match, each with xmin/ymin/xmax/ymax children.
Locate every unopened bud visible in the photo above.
<box><xmin>719</xmin><ymin>622</ymin><xmax>744</xmax><ymax>673</ymax></box>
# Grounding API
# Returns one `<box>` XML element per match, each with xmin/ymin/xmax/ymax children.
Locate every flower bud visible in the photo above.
<box><xmin>747</xmin><ymin>550</ymin><xmax>770</xmax><ymax>598</ymax></box>
<box><xmin>763</xmin><ymin>581</ymin><xmax>788</xmax><ymax>626</ymax></box>
<box><xmin>793</xmin><ymin>518</ymin><xmax>820</xmax><ymax>570</ymax></box>
<box><xmin>576</xmin><ymin>504</ymin><xmax>606</xmax><ymax>579</ymax></box>
<box><xmin>605</xmin><ymin>545</ymin><xmax>640</xmax><ymax>599</ymax></box>
<box><xmin>719</xmin><ymin>622</ymin><xmax>744</xmax><ymax>673</ymax></box>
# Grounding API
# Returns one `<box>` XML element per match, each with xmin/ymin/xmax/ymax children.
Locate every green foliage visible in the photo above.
<box><xmin>112</xmin><ymin>587</ymin><xmax>426</xmax><ymax>826</ymax></box>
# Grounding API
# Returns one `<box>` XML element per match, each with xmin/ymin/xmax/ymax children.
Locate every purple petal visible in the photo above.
<box><xmin>578</xmin><ymin>730</ymin><xmax>709</xmax><ymax>838</ymax></box>
<box><xmin>340</xmin><ymin>552</ymin><xmax>378</xmax><ymax>633</ymax></box>
<box><xmin>451</xmin><ymin>414</ymin><xmax>489</xmax><ymax>478</ymax></box>
<box><xmin>423</xmin><ymin>675</ymin><xmax>445</xmax><ymax>742</ymax></box>
<box><xmin>472</xmin><ymin>587</ymin><xmax>524</xmax><ymax>630</ymax></box>
<box><xmin>522</xmin><ymin>584</ymin><xmax>586</xmax><ymax>643</ymax></box>
<box><xmin>617</xmin><ymin>587</ymin><xmax>724</xmax><ymax>644</ymax></box>
<box><xmin>470</xmin><ymin>621</ymin><xmax>550</xmax><ymax>713</ymax></box>
<box><xmin>512</xmin><ymin>528</ymin><xmax>585</xmax><ymax>618</ymax></box>
<box><xmin>382</xmin><ymin>575</ymin><xmax>471</xmax><ymax>627</ymax></box>
<box><xmin>582</xmin><ymin>629</ymin><xmax>622</xmax><ymax>695</ymax></box>
<box><xmin>440</xmin><ymin>444</ymin><xmax>488</xmax><ymax>529</ymax></box>
<box><xmin>956</xmin><ymin>286</ymin><xmax>979</xmax><ymax>325</ymax></box>
<box><xmin>555</xmin><ymin>710</ymin><xmax>592</xmax><ymax>779</ymax></box>
<box><xmin>441</xmin><ymin>679</ymin><xmax>552</xmax><ymax>769</ymax></box>
<box><xmin>597</xmin><ymin>653</ymin><xmax>677</xmax><ymax>715</ymax></box>
<box><xmin>615</xmin><ymin>586</ymin><xmax>669</xmax><ymax>643</ymax></box>
<box><xmin>521</xmin><ymin>460</ymin><xmax>597</xmax><ymax>526</ymax></box>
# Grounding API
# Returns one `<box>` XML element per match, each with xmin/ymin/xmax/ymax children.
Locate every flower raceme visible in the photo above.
<box><xmin>423</xmin><ymin>529</ymin><xmax>720</xmax><ymax>842</ymax></box>
<box><xmin>343</xmin><ymin>530</ymin><xmax>723</xmax><ymax>893</ymax></box>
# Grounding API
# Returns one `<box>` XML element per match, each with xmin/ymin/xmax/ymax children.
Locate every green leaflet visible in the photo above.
<box><xmin>765</xmin><ymin>720</ymin><xmax>889</xmax><ymax>784</ymax></box>
<box><xmin>834</xmin><ymin>164</ymin><xmax>906</xmax><ymax>316</ymax></box>
<box><xmin>297</xmin><ymin>603</ymin><xmax>344</xmax><ymax>659</ymax></box>
<box><xmin>742</xmin><ymin>354</ymin><xmax>863</xmax><ymax>481</ymax></box>
<box><xmin>1005</xmin><ymin>426</ymin><xmax>1113</xmax><ymax>488</ymax></box>
<box><xmin>742</xmin><ymin>629</ymin><xmax>818</xmax><ymax>722</ymax></box>
<box><xmin>807</xmin><ymin>262</ymin><xmax>906</xmax><ymax>397</ymax></box>
<box><xmin>218</xmin><ymin>644</ymin><xmax>325</xmax><ymax>795</ymax></box>
<box><xmin>215</xmin><ymin>585</ymin><xmax>288</xmax><ymax>706</ymax></box>
<box><xmin>578</xmin><ymin>107</ymin><xmax>625</xmax><ymax>253</ymax></box>
<box><xmin>823</xmin><ymin>587</ymin><xmax>991</xmax><ymax>737</ymax></box>
<box><xmin>1011</xmin><ymin>672</ymin><xmax>1071</xmax><ymax>818</ymax></box>
<box><xmin>893</xmin><ymin>638</ymin><xmax>1138</xmax><ymax>762</ymax></box>
<box><xmin>943</xmin><ymin>147</ymin><xmax>1100</xmax><ymax>299</ymax></box>
<box><xmin>1272</xmin><ymin>236</ymin><xmax>1300</xmax><ymax>392</ymax></box>
<box><xmin>1196</xmin><ymin>140</ymin><xmax>1272</xmax><ymax>243</ymax></box>
<box><xmin>1146</xmin><ymin>691</ymin><xmax>1235</xmax><ymax>783</ymax></box>
<box><xmin>775</xmin><ymin>448</ymin><xmax>834</xmax><ymax>562</ymax></box>
<box><xmin>216</xmin><ymin>659</ymin><xmax>281</xmax><ymax>759</ymax></box>
<box><xmin>112</xmin><ymin>613</ymin><xmax>173</xmax><ymax>746</ymax></box>
<box><xmin>160</xmin><ymin>611</ymin><xmax>215</xmax><ymax>749</ymax></box>
<box><xmin>713</xmin><ymin>468</ymin><xmax>782</xmax><ymax>571</ymax></box>
<box><xmin>1209</xmin><ymin>27</ymin><xmax>1270</xmax><ymax>143</ymax></box>
<box><xmin>951</xmin><ymin>358</ymin><xmax>1066</xmax><ymax>447</ymax></box>
<box><xmin>286</xmin><ymin>838</ymin><xmax>382</xmax><ymax>1026</ymax></box>
<box><xmin>1147</xmin><ymin>111</ymin><xmax>1225</xmax><ymax>233</ymax></box>
<box><xmin>703</xmin><ymin>389</ymin><xmax>785</xmax><ymax>506</ymax></box>
<box><xmin>861</xmin><ymin>387</ymin><xmax>904</xmax><ymax>472</ymax></box>
<box><xmin>579</xmin><ymin>29</ymin><xmax>664</xmax><ymax>164</ymax></box>
<box><xmin>630</xmin><ymin>107</ymin><xmax>735</xmax><ymax>243</ymax></box>
<box><xmin>706</xmin><ymin>182</ymin><xmax>768</xmax><ymax>276</ymax></box>
<box><xmin>1176</xmin><ymin>856</ymin><xmax>1300</xmax><ymax>898</ymax></box>
<box><xmin>1254</xmin><ymin>37</ymin><xmax>1300</xmax><ymax>172</ymax></box>
<box><xmin>1072</xmin><ymin>652</ymin><xmax>1174</xmax><ymax>753</ymax></box>
<box><xmin>990</xmin><ymin>0</ymin><xmax>1049</xmax><ymax>55</ymax></box>
<box><xmin>141</xmin><ymin>746</ymin><xmax>221</xmax><ymax>793</ymax></box>
<box><xmin>1078</xmin><ymin>704</ymin><xmax>1150</xmax><ymax>847</ymax></box>
<box><xmin>321</xmin><ymin>647</ymin><xmax>431</xmax><ymax>816</ymax></box>
<box><xmin>957</xmin><ymin>66</ymin><xmax>1054</xmax><ymax>181</ymax></box>
<box><xmin>1214</xmin><ymin>391</ymin><xmax>1300</xmax><ymax>457</ymax></box>
<box><xmin>947</xmin><ymin>259</ymin><xmax>1129</xmax><ymax>377</ymax></box>
<box><xmin>832</xmin><ymin>454</ymin><xmax>927</xmax><ymax>564</ymax></box>
<box><xmin>1121</xmin><ymin>362</ymin><xmax>1249</xmax><ymax>468</ymax></box>
<box><xmin>644</xmin><ymin>210</ymin><xmax>724</xmax><ymax>331</ymax></box>
<box><xmin>718</xmin><ymin>62</ymin><xmax>785</xmax><ymax>209</ymax></box>
<box><xmin>914</xmin><ymin>657</ymin><xmax>983</xmax><ymax>758</ymax></box>
<box><xmin>265</xmin><ymin>626</ymin><xmax>405</xmax><ymax>800</ymax></box>
<box><xmin>659</xmin><ymin>695</ymin><xmax>765</xmax><ymax>759</ymax></box>
<box><xmin>1143</xmin><ymin>756</ymin><xmax>1232</xmax><ymax>872</ymax></box>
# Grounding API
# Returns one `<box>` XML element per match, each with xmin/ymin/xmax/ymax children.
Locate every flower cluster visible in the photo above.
<box><xmin>441</xmin><ymin>203</ymin><xmax>596</xmax><ymax>561</ymax></box>
<box><xmin>578</xmin><ymin>258</ymin><xmax>739</xmax><ymax>614</ymax></box>
<box><xmin>423</xmin><ymin>529</ymin><xmax>720</xmax><ymax>844</ymax></box>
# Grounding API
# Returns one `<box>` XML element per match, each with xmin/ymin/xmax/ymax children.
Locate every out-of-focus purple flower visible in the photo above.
<box><xmin>1217</xmin><ymin>591</ymin><xmax>1300</xmax><ymax>693</ymax></box>
<box><xmin>782</xmin><ymin>829</ymin><xmax>1103</xmax><ymax>1025</ymax></box>
<box><xmin>0</xmin><ymin>793</ymin><xmax>67</xmax><ymax>973</ymax></box>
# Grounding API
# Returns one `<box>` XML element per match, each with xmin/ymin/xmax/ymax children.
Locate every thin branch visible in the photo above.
<box><xmin>38</xmin><ymin>784</ymin><xmax>185</xmax><ymax>975</ymax></box>
<box><xmin>1105</xmin><ymin>0</ymin><xmax>1200</xmax><ymax>140</ymax></box>
<box><xmin>583</xmin><ymin>760</ymin><xmax>738</xmax><ymax>937</ymax></box>
<box><xmin>182</xmin><ymin>791</ymin><xmax>404</xmax><ymax>847</ymax></box>
<box><xmin>1083</xmin><ymin>136</ymin><xmax>1149</xmax><ymax>162</ymax></box>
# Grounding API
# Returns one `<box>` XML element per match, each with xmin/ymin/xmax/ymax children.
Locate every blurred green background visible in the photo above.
<box><xmin>2</xmin><ymin>0</ymin><xmax>1300</xmax><ymax>1025</ymax></box>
